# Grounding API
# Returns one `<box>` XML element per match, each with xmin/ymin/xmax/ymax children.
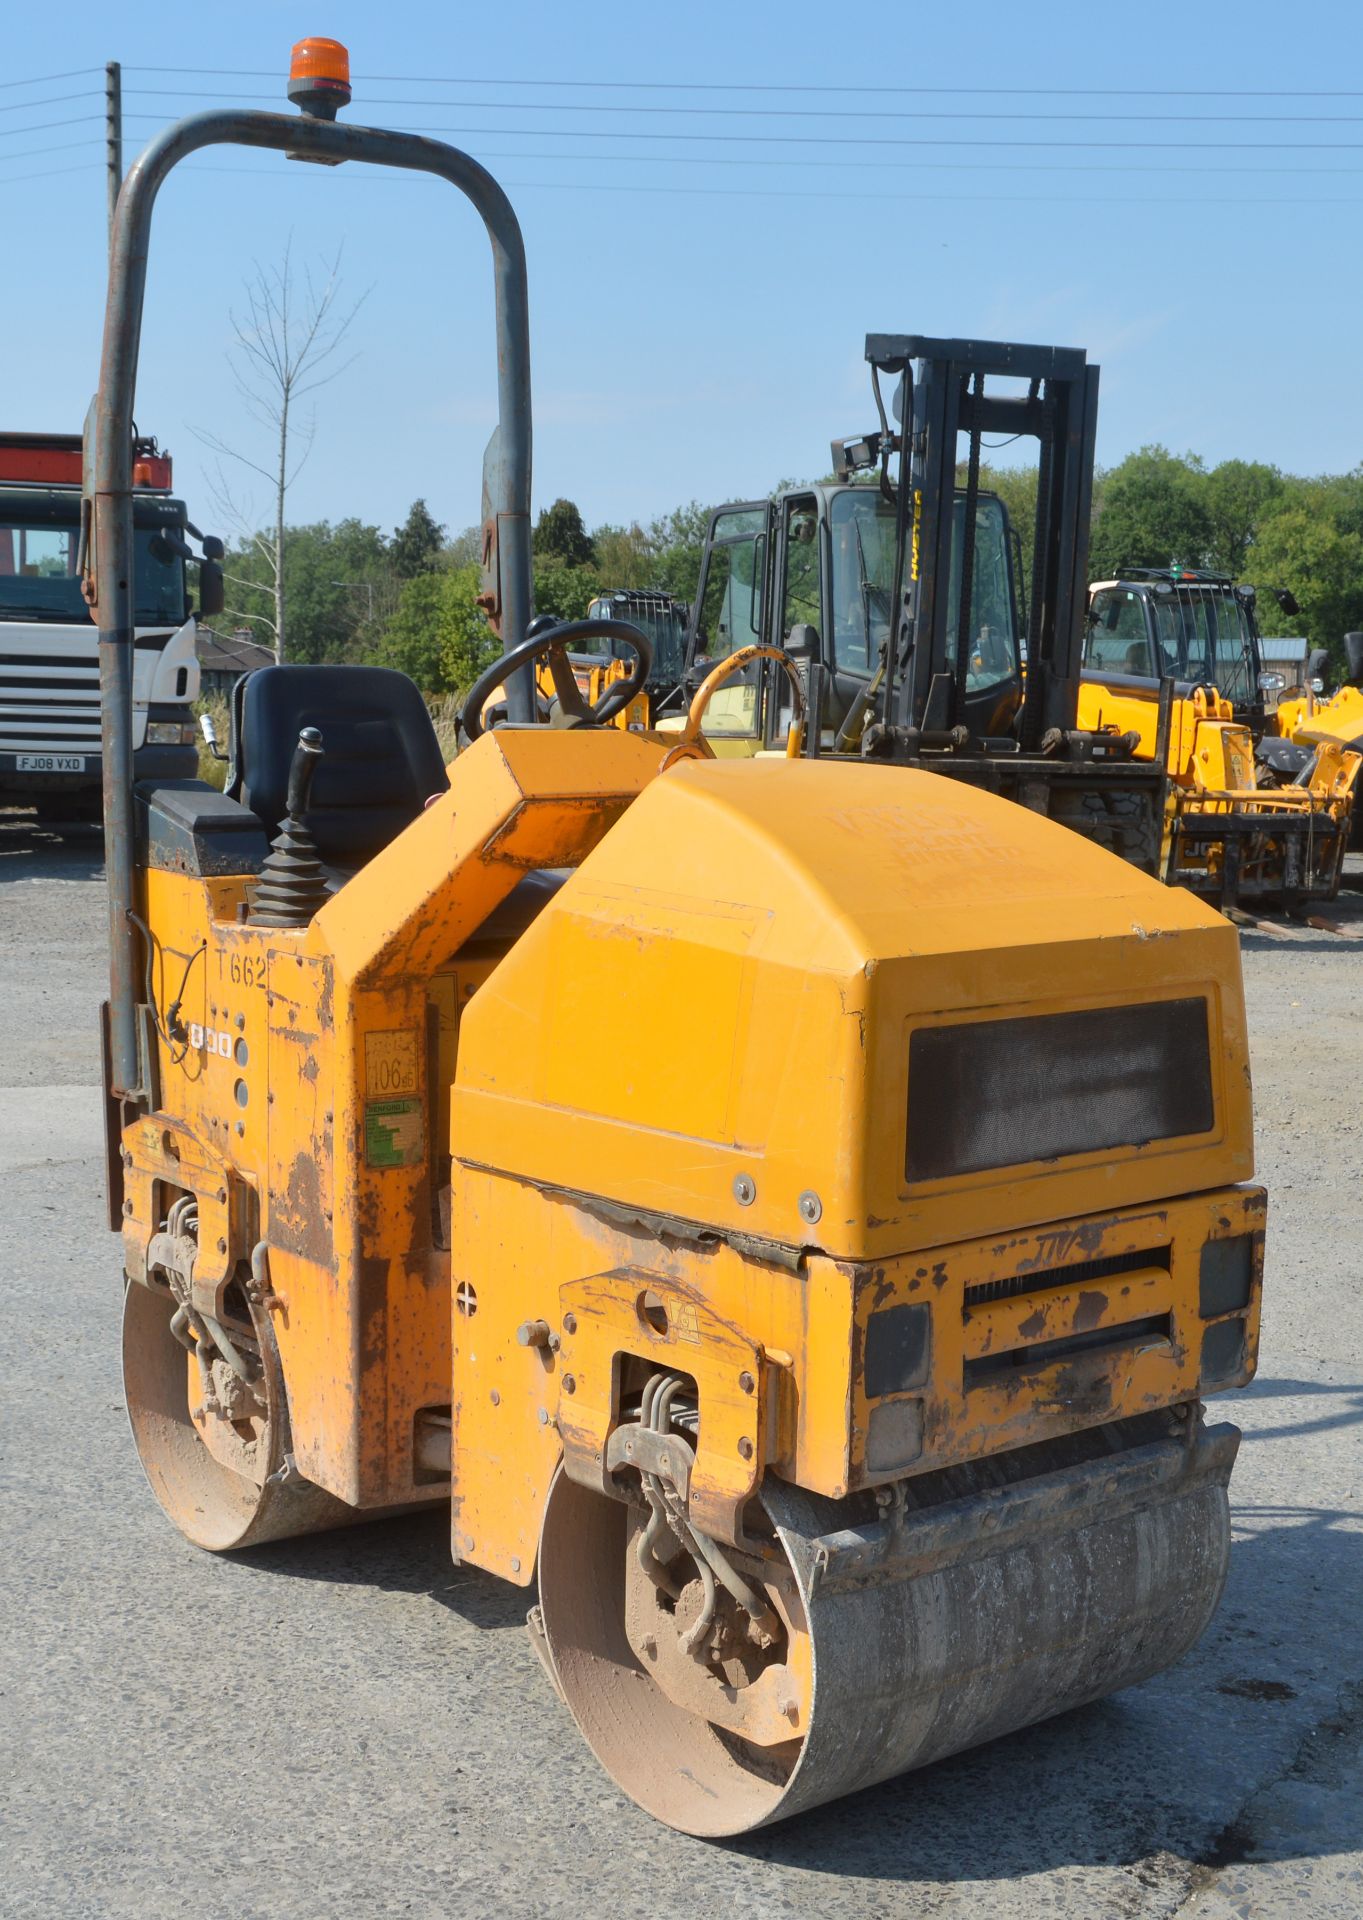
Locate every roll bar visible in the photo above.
<box><xmin>87</xmin><ymin>109</ymin><xmax>533</xmax><ymax>1098</ymax></box>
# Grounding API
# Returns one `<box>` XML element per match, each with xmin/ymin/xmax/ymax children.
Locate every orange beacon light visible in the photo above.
<box><xmin>287</xmin><ymin>38</ymin><xmax>352</xmax><ymax>118</ymax></box>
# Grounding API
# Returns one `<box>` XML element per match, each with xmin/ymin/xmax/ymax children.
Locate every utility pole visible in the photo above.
<box><xmin>105</xmin><ymin>61</ymin><xmax>122</xmax><ymax>250</ymax></box>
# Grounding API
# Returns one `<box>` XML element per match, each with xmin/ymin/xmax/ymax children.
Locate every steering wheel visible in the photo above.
<box><xmin>461</xmin><ymin>617</ymin><xmax>653</xmax><ymax>742</ymax></box>
<box><xmin>668</xmin><ymin>643</ymin><xmax>807</xmax><ymax>759</ymax></box>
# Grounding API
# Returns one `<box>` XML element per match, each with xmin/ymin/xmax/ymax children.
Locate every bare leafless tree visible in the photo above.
<box><xmin>194</xmin><ymin>239</ymin><xmax>367</xmax><ymax>659</ymax></box>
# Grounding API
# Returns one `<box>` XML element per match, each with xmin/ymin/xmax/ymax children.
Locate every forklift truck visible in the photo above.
<box><xmin>682</xmin><ymin>335</ymin><xmax>1168</xmax><ymax>871</ymax></box>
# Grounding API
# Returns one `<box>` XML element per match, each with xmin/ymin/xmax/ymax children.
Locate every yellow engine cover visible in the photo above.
<box><xmin>446</xmin><ymin>754</ymin><xmax>1257</xmax><ymax>1579</ymax></box>
<box><xmin>452</xmin><ymin>755</ymin><xmax>1251</xmax><ymax>1264</ymax></box>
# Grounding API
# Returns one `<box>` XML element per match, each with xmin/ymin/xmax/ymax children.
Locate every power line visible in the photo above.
<box><xmin>0</xmin><ymin>114</ymin><xmax>103</xmax><ymax>140</ymax></box>
<box><xmin>0</xmin><ymin>65</ymin><xmax>101</xmax><ymax>91</ymax></box>
<box><xmin>0</xmin><ymin>88</ymin><xmax>100</xmax><ymax>115</ymax></box>
<box><xmin>117</xmin><ymin>111</ymin><xmax>1363</xmax><ymax>151</ymax></box>
<box><xmin>121</xmin><ymin>87</ymin><xmax>1363</xmax><ymax>124</ymax></box>
<box><xmin>0</xmin><ymin>160</ymin><xmax>101</xmax><ymax>186</ymax></box>
<box><xmin>120</xmin><ymin>65</ymin><xmax>1363</xmax><ymax>98</ymax></box>
<box><xmin>172</xmin><ymin>161</ymin><xmax>1363</xmax><ymax>206</ymax></box>
<box><xmin>0</xmin><ymin>137</ymin><xmax>102</xmax><ymax>166</ymax></box>
<box><xmin>120</xmin><ymin>137</ymin><xmax>1363</xmax><ymax>178</ymax></box>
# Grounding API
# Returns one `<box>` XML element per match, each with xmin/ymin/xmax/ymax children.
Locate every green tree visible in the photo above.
<box><xmin>533</xmin><ymin>559</ymin><xmax>602</xmax><ymax>623</ymax></box>
<box><xmin>1088</xmin><ymin>446</ymin><xmax>1213</xmax><ymax>577</ymax></box>
<box><xmin>1204</xmin><ymin>459</ymin><xmax>1284</xmax><ymax>574</ymax></box>
<box><xmin>533</xmin><ymin>498</ymin><xmax>596</xmax><ymax>567</ymax></box>
<box><xmin>642</xmin><ymin>500</ymin><xmax>712</xmax><ymax>604</ymax></box>
<box><xmin>592</xmin><ymin>521</ymin><xmax>655</xmax><ymax>591</ymax></box>
<box><xmin>446</xmin><ymin>523</ymin><xmax>483</xmax><ymax>568</ymax></box>
<box><xmin>225</xmin><ymin>517</ymin><xmax>393</xmax><ymax>665</ymax></box>
<box><xmin>956</xmin><ymin>463</ymin><xmax>1040</xmax><ymax>575</ymax></box>
<box><xmin>390</xmin><ymin>498</ymin><xmax>445</xmax><ymax>578</ymax></box>
<box><xmin>1245</xmin><ymin>507</ymin><xmax>1363</xmax><ymax>661</ymax></box>
<box><xmin>376</xmin><ymin>564</ymin><xmax>498</xmax><ymax>692</ymax></box>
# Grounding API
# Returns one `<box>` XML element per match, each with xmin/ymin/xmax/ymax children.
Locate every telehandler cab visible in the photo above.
<box><xmin>1077</xmin><ymin>568</ymin><xmax>1360</xmax><ymax>911</ymax></box>
<box><xmin>97</xmin><ymin>45</ymin><xmax>1267</xmax><ymax>1836</ymax></box>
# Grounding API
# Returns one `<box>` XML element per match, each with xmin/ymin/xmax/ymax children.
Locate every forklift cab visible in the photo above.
<box><xmin>682</xmin><ymin>480</ymin><xmax>1024</xmax><ymax>751</ymax></box>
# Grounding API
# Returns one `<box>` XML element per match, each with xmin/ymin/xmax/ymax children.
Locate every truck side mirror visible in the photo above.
<box><xmin>198</xmin><ymin>557</ymin><xmax>225</xmax><ymax>618</ymax></box>
<box><xmin>1274</xmin><ymin>587</ymin><xmax>1301</xmax><ymax>618</ymax></box>
<box><xmin>1345</xmin><ymin>632</ymin><xmax>1363</xmax><ymax>687</ymax></box>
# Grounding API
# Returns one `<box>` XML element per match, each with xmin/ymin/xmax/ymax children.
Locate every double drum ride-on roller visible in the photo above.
<box><xmin>96</xmin><ymin>46</ymin><xmax>1266</xmax><ymax>1837</ymax></box>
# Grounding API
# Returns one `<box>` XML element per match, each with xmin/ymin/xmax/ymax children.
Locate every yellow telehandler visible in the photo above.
<box><xmin>97</xmin><ymin>43</ymin><xmax>1266</xmax><ymax>1836</ymax></box>
<box><xmin>1076</xmin><ymin>569</ymin><xmax>1360</xmax><ymax>911</ymax></box>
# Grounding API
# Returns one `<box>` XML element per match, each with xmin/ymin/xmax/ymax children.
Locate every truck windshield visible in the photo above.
<box><xmin>1150</xmin><ymin>587</ymin><xmax>1254</xmax><ymax>708</ymax></box>
<box><xmin>0</xmin><ymin>517</ymin><xmax>187</xmax><ymax>625</ymax></box>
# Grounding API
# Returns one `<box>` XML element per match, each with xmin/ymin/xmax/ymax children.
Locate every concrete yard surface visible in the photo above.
<box><xmin>2</xmin><ymin>812</ymin><xmax>1361</xmax><ymax>1920</ymax></box>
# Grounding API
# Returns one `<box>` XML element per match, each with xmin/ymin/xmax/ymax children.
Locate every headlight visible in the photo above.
<box><xmin>1199</xmin><ymin>1234</ymin><xmax>1256</xmax><ymax>1317</ymax></box>
<box><xmin>147</xmin><ymin>721</ymin><xmax>197</xmax><ymax>746</ymax></box>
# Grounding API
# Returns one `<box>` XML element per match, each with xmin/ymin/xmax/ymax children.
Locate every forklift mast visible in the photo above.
<box><xmin>862</xmin><ymin>334</ymin><xmax>1100</xmax><ymax>748</ymax></box>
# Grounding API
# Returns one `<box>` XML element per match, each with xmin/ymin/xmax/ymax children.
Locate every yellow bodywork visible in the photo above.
<box><xmin>121</xmin><ymin>729</ymin><xmax>1264</xmax><ymax>1587</ymax></box>
<box><xmin>1275</xmin><ymin>682</ymin><xmax>1363</xmax><ymax>757</ymax></box>
<box><xmin>535</xmin><ymin>653</ymin><xmax>651</xmax><ymax>731</ymax></box>
<box><xmin>1076</xmin><ymin>678</ymin><xmax>1238</xmax><ymax>785</ymax></box>
<box><xmin>1078</xmin><ymin>676</ymin><xmax>1361</xmax><ymax>896</ymax></box>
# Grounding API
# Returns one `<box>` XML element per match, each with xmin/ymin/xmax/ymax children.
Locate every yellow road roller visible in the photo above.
<box><xmin>94</xmin><ymin>47</ymin><xmax>1266</xmax><ymax>1837</ymax></box>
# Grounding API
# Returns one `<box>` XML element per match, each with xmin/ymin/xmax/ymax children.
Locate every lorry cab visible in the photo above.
<box><xmin>0</xmin><ymin>431</ymin><xmax>218</xmax><ymax>817</ymax></box>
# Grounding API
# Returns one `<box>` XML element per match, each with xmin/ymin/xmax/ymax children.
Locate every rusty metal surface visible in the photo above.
<box><xmin>555</xmin><ymin>1265</ymin><xmax>765</xmax><ymax>1547</ymax></box>
<box><xmin>91</xmin><ymin>105</ymin><xmax>534</xmax><ymax>1096</ymax></box>
<box><xmin>121</xmin><ymin>1268</ymin><xmax>356</xmax><ymax>1551</ymax></box>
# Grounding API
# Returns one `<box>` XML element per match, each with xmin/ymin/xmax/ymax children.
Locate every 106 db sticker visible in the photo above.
<box><xmin>364</xmin><ymin>1030</ymin><xmax>424</xmax><ymax>1168</ymax></box>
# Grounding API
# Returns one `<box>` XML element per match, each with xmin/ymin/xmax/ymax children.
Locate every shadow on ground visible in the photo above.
<box><xmin>0</xmin><ymin>810</ymin><xmax>105</xmax><ymax>883</ymax></box>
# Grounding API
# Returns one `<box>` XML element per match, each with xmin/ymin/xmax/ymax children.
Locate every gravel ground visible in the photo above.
<box><xmin>1</xmin><ymin>810</ymin><xmax>1360</xmax><ymax>1920</ymax></box>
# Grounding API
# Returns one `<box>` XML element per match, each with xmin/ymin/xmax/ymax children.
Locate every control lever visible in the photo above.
<box><xmin>248</xmin><ymin>726</ymin><xmax>330</xmax><ymax>929</ymax></box>
<box><xmin>286</xmin><ymin>725</ymin><xmax>325</xmax><ymax>818</ymax></box>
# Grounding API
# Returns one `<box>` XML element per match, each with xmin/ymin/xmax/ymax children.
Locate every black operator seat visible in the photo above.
<box><xmin>228</xmin><ymin>664</ymin><xmax>450</xmax><ymax>868</ymax></box>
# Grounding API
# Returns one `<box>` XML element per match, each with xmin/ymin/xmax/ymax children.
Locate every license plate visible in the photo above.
<box><xmin>16</xmin><ymin>754</ymin><xmax>87</xmax><ymax>772</ymax></box>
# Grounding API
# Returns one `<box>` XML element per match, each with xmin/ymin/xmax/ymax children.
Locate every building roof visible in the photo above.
<box><xmin>1259</xmin><ymin>637</ymin><xmax>1310</xmax><ymax>663</ymax></box>
<box><xmin>197</xmin><ymin>628</ymin><xmax>274</xmax><ymax>675</ymax></box>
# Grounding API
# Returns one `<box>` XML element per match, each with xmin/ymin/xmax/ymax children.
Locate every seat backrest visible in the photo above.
<box><xmin>229</xmin><ymin>664</ymin><xmax>449</xmax><ymax>865</ymax></box>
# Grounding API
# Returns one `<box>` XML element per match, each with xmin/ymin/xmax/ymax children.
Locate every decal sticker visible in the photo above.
<box><xmin>189</xmin><ymin>1024</ymin><xmax>234</xmax><ymax>1058</ymax></box>
<box><xmin>364</xmin><ymin>1097</ymin><xmax>424</xmax><ymax>1169</ymax></box>
<box><xmin>365</xmin><ymin>1029</ymin><xmax>420</xmax><ymax>1098</ymax></box>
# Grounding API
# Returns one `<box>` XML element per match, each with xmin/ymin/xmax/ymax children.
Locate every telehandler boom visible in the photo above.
<box><xmin>98</xmin><ymin>44</ymin><xmax>1267</xmax><ymax>1837</ymax></box>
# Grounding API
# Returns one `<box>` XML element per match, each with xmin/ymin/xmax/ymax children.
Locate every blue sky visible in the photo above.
<box><xmin>2</xmin><ymin>0</ymin><xmax>1361</xmax><ymax>545</ymax></box>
